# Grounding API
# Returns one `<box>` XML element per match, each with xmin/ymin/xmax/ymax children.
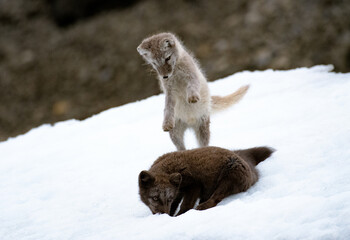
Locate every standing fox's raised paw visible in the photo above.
<box><xmin>163</xmin><ymin>119</ymin><xmax>175</xmax><ymax>132</ymax></box>
<box><xmin>188</xmin><ymin>94</ymin><xmax>200</xmax><ymax>104</ymax></box>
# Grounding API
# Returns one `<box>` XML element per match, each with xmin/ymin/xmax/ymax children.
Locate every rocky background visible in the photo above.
<box><xmin>0</xmin><ymin>0</ymin><xmax>349</xmax><ymax>141</ymax></box>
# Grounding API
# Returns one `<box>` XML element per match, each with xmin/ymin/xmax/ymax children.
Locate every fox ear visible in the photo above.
<box><xmin>139</xmin><ymin>171</ymin><xmax>155</xmax><ymax>187</ymax></box>
<box><xmin>162</xmin><ymin>39</ymin><xmax>175</xmax><ymax>49</ymax></box>
<box><xmin>169</xmin><ymin>173</ymin><xmax>182</xmax><ymax>187</ymax></box>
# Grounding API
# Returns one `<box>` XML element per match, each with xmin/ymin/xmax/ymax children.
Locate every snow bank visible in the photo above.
<box><xmin>1</xmin><ymin>65</ymin><xmax>350</xmax><ymax>240</ymax></box>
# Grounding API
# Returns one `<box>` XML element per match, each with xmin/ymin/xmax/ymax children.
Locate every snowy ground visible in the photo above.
<box><xmin>1</xmin><ymin>65</ymin><xmax>350</xmax><ymax>240</ymax></box>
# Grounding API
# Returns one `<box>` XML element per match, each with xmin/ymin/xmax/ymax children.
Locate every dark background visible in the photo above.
<box><xmin>0</xmin><ymin>0</ymin><xmax>349</xmax><ymax>141</ymax></box>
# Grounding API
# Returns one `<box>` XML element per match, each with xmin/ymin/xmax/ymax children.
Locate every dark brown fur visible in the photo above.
<box><xmin>139</xmin><ymin>146</ymin><xmax>274</xmax><ymax>216</ymax></box>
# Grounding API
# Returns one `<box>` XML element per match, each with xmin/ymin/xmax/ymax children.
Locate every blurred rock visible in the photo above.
<box><xmin>0</xmin><ymin>0</ymin><xmax>349</xmax><ymax>141</ymax></box>
<box><xmin>52</xmin><ymin>100</ymin><xmax>70</xmax><ymax>116</ymax></box>
<box><xmin>46</xmin><ymin>0</ymin><xmax>140</xmax><ymax>26</ymax></box>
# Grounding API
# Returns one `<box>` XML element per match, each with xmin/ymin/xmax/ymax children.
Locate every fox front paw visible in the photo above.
<box><xmin>162</xmin><ymin>119</ymin><xmax>175</xmax><ymax>132</ymax></box>
<box><xmin>188</xmin><ymin>94</ymin><xmax>200</xmax><ymax>103</ymax></box>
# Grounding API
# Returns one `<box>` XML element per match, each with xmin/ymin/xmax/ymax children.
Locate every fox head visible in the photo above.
<box><xmin>137</xmin><ymin>33</ymin><xmax>179</xmax><ymax>80</ymax></box>
<box><xmin>138</xmin><ymin>170</ymin><xmax>182</xmax><ymax>216</ymax></box>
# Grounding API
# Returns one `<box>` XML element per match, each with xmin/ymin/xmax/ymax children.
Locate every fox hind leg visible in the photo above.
<box><xmin>196</xmin><ymin>173</ymin><xmax>235</xmax><ymax>211</ymax></box>
<box><xmin>196</xmin><ymin>189</ymin><xmax>226</xmax><ymax>211</ymax></box>
<box><xmin>169</xmin><ymin>119</ymin><xmax>188</xmax><ymax>150</ymax></box>
<box><xmin>194</xmin><ymin>115</ymin><xmax>210</xmax><ymax>147</ymax></box>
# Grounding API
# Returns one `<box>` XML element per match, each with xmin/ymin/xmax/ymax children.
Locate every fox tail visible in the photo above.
<box><xmin>234</xmin><ymin>147</ymin><xmax>275</xmax><ymax>166</ymax></box>
<box><xmin>210</xmin><ymin>85</ymin><xmax>250</xmax><ymax>113</ymax></box>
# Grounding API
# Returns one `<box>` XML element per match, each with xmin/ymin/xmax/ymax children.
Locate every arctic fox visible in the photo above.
<box><xmin>137</xmin><ymin>33</ymin><xmax>249</xmax><ymax>150</ymax></box>
<box><xmin>139</xmin><ymin>146</ymin><xmax>274</xmax><ymax>216</ymax></box>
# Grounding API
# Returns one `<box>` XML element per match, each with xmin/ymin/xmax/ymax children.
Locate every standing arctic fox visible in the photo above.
<box><xmin>137</xmin><ymin>33</ymin><xmax>249</xmax><ymax>150</ymax></box>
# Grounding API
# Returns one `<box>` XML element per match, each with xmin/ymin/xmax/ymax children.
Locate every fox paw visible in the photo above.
<box><xmin>196</xmin><ymin>204</ymin><xmax>207</xmax><ymax>211</ymax></box>
<box><xmin>162</xmin><ymin>120</ymin><xmax>175</xmax><ymax>132</ymax></box>
<box><xmin>196</xmin><ymin>201</ymin><xmax>214</xmax><ymax>211</ymax></box>
<box><xmin>188</xmin><ymin>95</ymin><xmax>200</xmax><ymax>103</ymax></box>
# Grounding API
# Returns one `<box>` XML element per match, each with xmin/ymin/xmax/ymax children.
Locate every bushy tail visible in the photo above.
<box><xmin>210</xmin><ymin>85</ymin><xmax>250</xmax><ymax>113</ymax></box>
<box><xmin>234</xmin><ymin>147</ymin><xmax>275</xmax><ymax>166</ymax></box>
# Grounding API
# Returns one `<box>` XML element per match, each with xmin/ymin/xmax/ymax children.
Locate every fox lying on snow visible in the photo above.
<box><xmin>139</xmin><ymin>146</ymin><xmax>274</xmax><ymax>216</ymax></box>
<box><xmin>137</xmin><ymin>32</ymin><xmax>249</xmax><ymax>150</ymax></box>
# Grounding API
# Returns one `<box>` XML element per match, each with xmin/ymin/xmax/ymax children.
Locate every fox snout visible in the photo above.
<box><xmin>158</xmin><ymin>70</ymin><xmax>172</xmax><ymax>80</ymax></box>
<box><xmin>150</xmin><ymin>207</ymin><xmax>171</xmax><ymax>215</ymax></box>
<box><xmin>156</xmin><ymin>64</ymin><xmax>173</xmax><ymax>79</ymax></box>
<box><xmin>158</xmin><ymin>204</ymin><xmax>172</xmax><ymax>215</ymax></box>
<box><xmin>163</xmin><ymin>205</ymin><xmax>172</xmax><ymax>215</ymax></box>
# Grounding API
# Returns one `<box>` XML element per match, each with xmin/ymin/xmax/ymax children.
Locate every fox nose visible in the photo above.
<box><xmin>163</xmin><ymin>75</ymin><xmax>168</xmax><ymax>79</ymax></box>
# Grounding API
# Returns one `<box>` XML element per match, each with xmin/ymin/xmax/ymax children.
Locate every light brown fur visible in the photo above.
<box><xmin>139</xmin><ymin>146</ymin><xmax>274</xmax><ymax>216</ymax></box>
<box><xmin>137</xmin><ymin>33</ymin><xmax>249</xmax><ymax>150</ymax></box>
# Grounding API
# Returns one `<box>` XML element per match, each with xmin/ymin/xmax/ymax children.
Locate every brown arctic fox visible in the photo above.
<box><xmin>139</xmin><ymin>146</ymin><xmax>274</xmax><ymax>216</ymax></box>
<box><xmin>137</xmin><ymin>32</ymin><xmax>249</xmax><ymax>150</ymax></box>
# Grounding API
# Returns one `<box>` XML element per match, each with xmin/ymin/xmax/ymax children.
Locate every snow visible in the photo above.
<box><xmin>1</xmin><ymin>65</ymin><xmax>350</xmax><ymax>240</ymax></box>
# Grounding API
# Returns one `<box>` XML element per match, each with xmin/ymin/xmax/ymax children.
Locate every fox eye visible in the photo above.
<box><xmin>165</xmin><ymin>56</ymin><xmax>171</xmax><ymax>61</ymax></box>
<box><xmin>152</xmin><ymin>197</ymin><xmax>158</xmax><ymax>201</ymax></box>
